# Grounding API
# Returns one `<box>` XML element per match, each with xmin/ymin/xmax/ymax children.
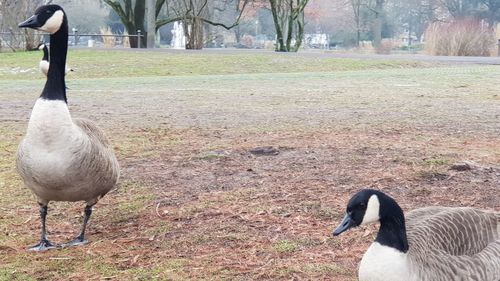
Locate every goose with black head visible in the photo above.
<box><xmin>333</xmin><ymin>189</ymin><xmax>500</xmax><ymax>281</ymax></box>
<box><xmin>36</xmin><ymin>43</ymin><xmax>50</xmax><ymax>76</ymax></box>
<box><xmin>36</xmin><ymin>42</ymin><xmax>73</xmax><ymax>77</ymax></box>
<box><xmin>17</xmin><ymin>5</ymin><xmax>119</xmax><ymax>251</ymax></box>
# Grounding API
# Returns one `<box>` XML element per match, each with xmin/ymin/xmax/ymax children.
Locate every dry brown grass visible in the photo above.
<box><xmin>123</xmin><ymin>31</ymin><xmax>130</xmax><ymax>48</ymax></box>
<box><xmin>425</xmin><ymin>19</ymin><xmax>495</xmax><ymax>56</ymax></box>
<box><xmin>100</xmin><ymin>27</ymin><xmax>115</xmax><ymax>48</ymax></box>
<box><xmin>0</xmin><ymin>58</ymin><xmax>499</xmax><ymax>280</ymax></box>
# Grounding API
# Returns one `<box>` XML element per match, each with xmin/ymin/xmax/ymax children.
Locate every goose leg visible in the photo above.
<box><xmin>60</xmin><ymin>205</ymin><xmax>93</xmax><ymax>248</ymax></box>
<box><xmin>29</xmin><ymin>203</ymin><xmax>56</xmax><ymax>251</ymax></box>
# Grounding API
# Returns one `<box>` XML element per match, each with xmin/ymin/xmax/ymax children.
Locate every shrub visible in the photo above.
<box><xmin>425</xmin><ymin>19</ymin><xmax>495</xmax><ymax>56</ymax></box>
<box><xmin>375</xmin><ymin>39</ymin><xmax>394</xmax><ymax>54</ymax></box>
<box><xmin>123</xmin><ymin>31</ymin><xmax>130</xmax><ymax>48</ymax></box>
<box><xmin>100</xmin><ymin>27</ymin><xmax>115</xmax><ymax>48</ymax></box>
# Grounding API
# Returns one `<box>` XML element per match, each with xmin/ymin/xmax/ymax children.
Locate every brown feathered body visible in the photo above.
<box><xmin>16</xmin><ymin>99</ymin><xmax>119</xmax><ymax>206</ymax></box>
<box><xmin>404</xmin><ymin>207</ymin><xmax>500</xmax><ymax>281</ymax></box>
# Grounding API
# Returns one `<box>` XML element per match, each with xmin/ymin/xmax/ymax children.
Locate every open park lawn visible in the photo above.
<box><xmin>0</xmin><ymin>49</ymin><xmax>498</xmax><ymax>280</ymax></box>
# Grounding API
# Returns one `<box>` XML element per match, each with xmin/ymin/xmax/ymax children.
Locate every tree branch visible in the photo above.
<box><xmin>103</xmin><ymin>0</ymin><xmax>128</xmax><ymax>21</ymax></box>
<box><xmin>156</xmin><ymin>0</ymin><xmax>166</xmax><ymax>18</ymax></box>
<box><xmin>155</xmin><ymin>16</ymin><xmax>184</xmax><ymax>29</ymax></box>
<box><xmin>197</xmin><ymin>0</ymin><xmax>209</xmax><ymax>16</ymax></box>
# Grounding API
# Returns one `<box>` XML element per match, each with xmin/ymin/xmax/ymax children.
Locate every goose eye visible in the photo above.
<box><xmin>359</xmin><ymin>203</ymin><xmax>366</xmax><ymax>208</ymax></box>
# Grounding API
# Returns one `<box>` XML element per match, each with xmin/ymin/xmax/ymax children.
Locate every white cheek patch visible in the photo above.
<box><xmin>361</xmin><ymin>195</ymin><xmax>380</xmax><ymax>225</ymax></box>
<box><xmin>39</xmin><ymin>10</ymin><xmax>64</xmax><ymax>34</ymax></box>
<box><xmin>38</xmin><ymin>44</ymin><xmax>45</xmax><ymax>50</ymax></box>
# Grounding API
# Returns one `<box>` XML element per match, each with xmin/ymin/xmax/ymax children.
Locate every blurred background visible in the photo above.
<box><xmin>1</xmin><ymin>0</ymin><xmax>500</xmax><ymax>55</ymax></box>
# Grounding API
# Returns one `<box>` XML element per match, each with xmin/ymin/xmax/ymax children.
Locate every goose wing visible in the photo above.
<box><xmin>72</xmin><ymin>118</ymin><xmax>120</xmax><ymax>200</ymax></box>
<box><xmin>407</xmin><ymin>208</ymin><xmax>500</xmax><ymax>281</ymax></box>
<box><xmin>405</xmin><ymin>206</ymin><xmax>450</xmax><ymax>226</ymax></box>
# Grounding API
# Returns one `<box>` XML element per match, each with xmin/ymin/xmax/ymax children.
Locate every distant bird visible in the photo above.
<box><xmin>333</xmin><ymin>189</ymin><xmax>500</xmax><ymax>281</ymax></box>
<box><xmin>35</xmin><ymin>42</ymin><xmax>73</xmax><ymax>76</ymax></box>
<box><xmin>17</xmin><ymin>4</ymin><xmax>119</xmax><ymax>251</ymax></box>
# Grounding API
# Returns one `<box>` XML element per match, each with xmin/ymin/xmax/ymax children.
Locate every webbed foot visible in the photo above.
<box><xmin>59</xmin><ymin>236</ymin><xmax>88</xmax><ymax>248</ymax></box>
<box><xmin>29</xmin><ymin>239</ymin><xmax>56</xmax><ymax>251</ymax></box>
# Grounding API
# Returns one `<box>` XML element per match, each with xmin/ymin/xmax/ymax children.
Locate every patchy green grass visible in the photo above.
<box><xmin>273</xmin><ymin>240</ymin><xmax>299</xmax><ymax>253</ymax></box>
<box><xmin>0</xmin><ymin>49</ymin><xmax>434</xmax><ymax>80</ymax></box>
<box><xmin>113</xmin><ymin>127</ymin><xmax>184</xmax><ymax>159</ymax></box>
<box><xmin>0</xmin><ymin>50</ymin><xmax>499</xmax><ymax>281</ymax></box>
<box><xmin>302</xmin><ymin>263</ymin><xmax>349</xmax><ymax>275</ymax></box>
<box><xmin>422</xmin><ymin>157</ymin><xmax>451</xmax><ymax>166</ymax></box>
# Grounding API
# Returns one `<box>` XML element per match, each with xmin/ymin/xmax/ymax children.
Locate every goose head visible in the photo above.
<box><xmin>19</xmin><ymin>5</ymin><xmax>68</xmax><ymax>102</ymax></box>
<box><xmin>333</xmin><ymin>189</ymin><xmax>383</xmax><ymax>236</ymax></box>
<box><xmin>37</xmin><ymin>43</ymin><xmax>47</xmax><ymax>51</ymax></box>
<box><xmin>333</xmin><ymin>189</ymin><xmax>409</xmax><ymax>252</ymax></box>
<box><xmin>18</xmin><ymin>5</ymin><xmax>66</xmax><ymax>34</ymax></box>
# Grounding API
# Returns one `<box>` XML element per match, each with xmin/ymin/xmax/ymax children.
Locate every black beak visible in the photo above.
<box><xmin>19</xmin><ymin>15</ymin><xmax>40</xmax><ymax>29</ymax></box>
<box><xmin>333</xmin><ymin>213</ymin><xmax>356</xmax><ymax>236</ymax></box>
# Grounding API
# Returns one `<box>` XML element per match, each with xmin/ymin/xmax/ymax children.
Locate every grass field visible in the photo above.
<box><xmin>0</xmin><ymin>49</ymin><xmax>499</xmax><ymax>280</ymax></box>
<box><xmin>0</xmin><ymin>49</ymin><xmax>434</xmax><ymax>80</ymax></box>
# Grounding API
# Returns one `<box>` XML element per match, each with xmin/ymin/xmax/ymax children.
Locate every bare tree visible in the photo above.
<box><xmin>345</xmin><ymin>0</ymin><xmax>380</xmax><ymax>47</ymax></box>
<box><xmin>104</xmin><ymin>0</ymin><xmax>169</xmax><ymax>47</ymax></box>
<box><xmin>105</xmin><ymin>0</ymin><xmax>249</xmax><ymax>49</ymax></box>
<box><xmin>372</xmin><ymin>0</ymin><xmax>384</xmax><ymax>47</ymax></box>
<box><xmin>479</xmin><ymin>0</ymin><xmax>500</xmax><ymax>26</ymax></box>
<box><xmin>439</xmin><ymin>0</ymin><xmax>481</xmax><ymax>18</ymax></box>
<box><xmin>351</xmin><ymin>0</ymin><xmax>365</xmax><ymax>46</ymax></box>
<box><xmin>269</xmin><ymin>0</ymin><xmax>310</xmax><ymax>52</ymax></box>
<box><xmin>162</xmin><ymin>0</ymin><xmax>249</xmax><ymax>49</ymax></box>
<box><xmin>401</xmin><ymin>0</ymin><xmax>438</xmax><ymax>42</ymax></box>
<box><xmin>0</xmin><ymin>0</ymin><xmax>44</xmax><ymax>51</ymax></box>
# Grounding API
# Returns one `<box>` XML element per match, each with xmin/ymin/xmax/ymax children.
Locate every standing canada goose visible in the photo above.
<box><xmin>333</xmin><ymin>189</ymin><xmax>500</xmax><ymax>281</ymax></box>
<box><xmin>37</xmin><ymin>43</ymin><xmax>50</xmax><ymax>76</ymax></box>
<box><xmin>36</xmin><ymin>42</ymin><xmax>73</xmax><ymax>77</ymax></box>
<box><xmin>17</xmin><ymin>5</ymin><xmax>119</xmax><ymax>251</ymax></box>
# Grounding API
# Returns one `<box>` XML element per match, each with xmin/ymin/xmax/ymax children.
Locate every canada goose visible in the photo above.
<box><xmin>36</xmin><ymin>42</ymin><xmax>73</xmax><ymax>76</ymax></box>
<box><xmin>17</xmin><ymin>5</ymin><xmax>119</xmax><ymax>251</ymax></box>
<box><xmin>333</xmin><ymin>189</ymin><xmax>500</xmax><ymax>281</ymax></box>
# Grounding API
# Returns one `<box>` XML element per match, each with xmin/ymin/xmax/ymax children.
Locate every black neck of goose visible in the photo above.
<box><xmin>42</xmin><ymin>46</ymin><xmax>49</xmax><ymax>61</ymax></box>
<box><xmin>375</xmin><ymin>194</ymin><xmax>409</xmax><ymax>253</ymax></box>
<box><xmin>41</xmin><ymin>16</ymin><xmax>68</xmax><ymax>103</ymax></box>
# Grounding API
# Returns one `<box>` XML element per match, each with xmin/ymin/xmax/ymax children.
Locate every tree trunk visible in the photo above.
<box><xmin>146</xmin><ymin>0</ymin><xmax>156</xmax><ymax>48</ymax></box>
<box><xmin>355</xmin><ymin>3</ymin><xmax>361</xmax><ymax>47</ymax></box>
<box><xmin>373</xmin><ymin>0</ymin><xmax>384</xmax><ymax>47</ymax></box>
<box><xmin>408</xmin><ymin>22</ymin><xmax>412</xmax><ymax>46</ymax></box>
<box><xmin>357</xmin><ymin>29</ymin><xmax>361</xmax><ymax>47</ymax></box>
<box><xmin>292</xmin><ymin>10</ymin><xmax>305</xmax><ymax>52</ymax></box>
<box><xmin>285</xmin><ymin>0</ymin><xmax>294</xmax><ymax>51</ymax></box>
<box><xmin>270</xmin><ymin>0</ymin><xmax>309</xmax><ymax>52</ymax></box>
<box><xmin>270</xmin><ymin>0</ymin><xmax>286</xmax><ymax>51</ymax></box>
<box><xmin>124</xmin><ymin>23</ymin><xmax>139</xmax><ymax>48</ymax></box>
<box><xmin>234</xmin><ymin>25</ymin><xmax>242</xmax><ymax>44</ymax></box>
<box><xmin>184</xmin><ymin>17</ymin><xmax>204</xmax><ymax>50</ymax></box>
<box><xmin>103</xmin><ymin>0</ymin><xmax>146</xmax><ymax>48</ymax></box>
<box><xmin>134</xmin><ymin>0</ymin><xmax>147</xmax><ymax>47</ymax></box>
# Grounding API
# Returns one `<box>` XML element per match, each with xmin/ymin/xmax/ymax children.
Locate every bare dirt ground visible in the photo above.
<box><xmin>0</xmin><ymin>56</ymin><xmax>499</xmax><ymax>280</ymax></box>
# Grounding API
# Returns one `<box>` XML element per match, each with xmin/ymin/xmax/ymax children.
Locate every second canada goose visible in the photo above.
<box><xmin>17</xmin><ymin>5</ymin><xmax>119</xmax><ymax>251</ymax></box>
<box><xmin>36</xmin><ymin>42</ymin><xmax>73</xmax><ymax>76</ymax></box>
<box><xmin>333</xmin><ymin>189</ymin><xmax>500</xmax><ymax>281</ymax></box>
<box><xmin>37</xmin><ymin>43</ymin><xmax>49</xmax><ymax>75</ymax></box>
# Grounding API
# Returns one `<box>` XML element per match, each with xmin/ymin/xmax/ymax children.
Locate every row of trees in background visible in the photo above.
<box><xmin>269</xmin><ymin>0</ymin><xmax>309</xmax><ymax>51</ymax></box>
<box><xmin>0</xmin><ymin>0</ymin><xmax>46</xmax><ymax>50</ymax></box>
<box><xmin>103</xmin><ymin>0</ymin><xmax>249</xmax><ymax>49</ymax></box>
<box><xmin>0</xmin><ymin>0</ymin><xmax>499</xmax><ymax>53</ymax></box>
<box><xmin>103</xmin><ymin>0</ymin><xmax>308</xmax><ymax>51</ymax></box>
<box><xmin>0</xmin><ymin>0</ymin><xmax>110</xmax><ymax>51</ymax></box>
<box><xmin>345</xmin><ymin>0</ymin><xmax>500</xmax><ymax>48</ymax></box>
